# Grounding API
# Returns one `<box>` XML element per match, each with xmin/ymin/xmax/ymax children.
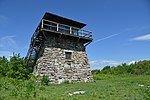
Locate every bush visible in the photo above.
<box><xmin>94</xmin><ymin>60</ymin><xmax>150</xmax><ymax>75</ymax></box>
<box><xmin>0</xmin><ymin>53</ymin><xmax>30</xmax><ymax>79</ymax></box>
<box><xmin>41</xmin><ymin>75</ymin><xmax>49</xmax><ymax>85</ymax></box>
<box><xmin>63</xmin><ymin>80</ymin><xmax>70</xmax><ymax>84</ymax></box>
<box><xmin>92</xmin><ymin>69</ymin><xmax>101</xmax><ymax>74</ymax></box>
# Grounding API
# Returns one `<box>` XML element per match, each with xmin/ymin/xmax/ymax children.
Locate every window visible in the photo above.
<box><xmin>72</xmin><ymin>28</ymin><xmax>79</xmax><ymax>35</ymax></box>
<box><xmin>43</xmin><ymin>20</ymin><xmax>57</xmax><ymax>31</ymax></box>
<box><xmin>58</xmin><ymin>24</ymin><xmax>70</xmax><ymax>34</ymax></box>
<box><xmin>65</xmin><ymin>52</ymin><xmax>72</xmax><ymax>59</ymax></box>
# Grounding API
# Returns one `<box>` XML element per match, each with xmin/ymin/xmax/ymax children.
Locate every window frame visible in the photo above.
<box><xmin>65</xmin><ymin>52</ymin><xmax>72</xmax><ymax>60</ymax></box>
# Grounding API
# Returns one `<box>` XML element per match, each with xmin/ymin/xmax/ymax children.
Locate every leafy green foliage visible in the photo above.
<box><xmin>144</xmin><ymin>87</ymin><xmax>150</xmax><ymax>99</ymax></box>
<box><xmin>0</xmin><ymin>75</ymin><xmax>150</xmax><ymax>99</ymax></box>
<box><xmin>0</xmin><ymin>77</ymin><xmax>39</xmax><ymax>99</ymax></box>
<box><xmin>0</xmin><ymin>56</ymin><xmax>9</xmax><ymax>76</ymax></box>
<box><xmin>41</xmin><ymin>75</ymin><xmax>49</xmax><ymax>85</ymax></box>
<box><xmin>62</xmin><ymin>80</ymin><xmax>70</xmax><ymax>84</ymax></box>
<box><xmin>0</xmin><ymin>53</ymin><xmax>30</xmax><ymax>79</ymax></box>
<box><xmin>92</xmin><ymin>60</ymin><xmax>150</xmax><ymax>75</ymax></box>
<box><xmin>0</xmin><ymin>54</ymin><xmax>150</xmax><ymax>99</ymax></box>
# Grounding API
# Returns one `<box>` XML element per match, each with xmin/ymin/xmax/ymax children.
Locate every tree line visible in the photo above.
<box><xmin>92</xmin><ymin>60</ymin><xmax>150</xmax><ymax>75</ymax></box>
<box><xmin>0</xmin><ymin>53</ymin><xmax>150</xmax><ymax>80</ymax></box>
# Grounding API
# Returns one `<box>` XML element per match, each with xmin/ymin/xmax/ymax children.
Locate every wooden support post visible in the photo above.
<box><xmin>57</xmin><ymin>23</ymin><xmax>59</xmax><ymax>31</ymax></box>
<box><xmin>70</xmin><ymin>27</ymin><xmax>72</xmax><ymax>34</ymax></box>
<box><xmin>41</xmin><ymin>19</ymin><xmax>43</xmax><ymax>29</ymax></box>
<box><xmin>42</xmin><ymin>31</ymin><xmax>47</xmax><ymax>40</ymax></box>
<box><xmin>84</xmin><ymin>41</ymin><xmax>91</xmax><ymax>47</ymax></box>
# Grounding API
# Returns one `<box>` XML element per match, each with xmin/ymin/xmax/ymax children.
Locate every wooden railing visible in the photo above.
<box><xmin>41</xmin><ymin>19</ymin><xmax>92</xmax><ymax>39</ymax></box>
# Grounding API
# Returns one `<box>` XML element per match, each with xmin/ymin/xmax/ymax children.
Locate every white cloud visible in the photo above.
<box><xmin>128</xmin><ymin>61</ymin><xmax>136</xmax><ymax>65</ymax></box>
<box><xmin>128</xmin><ymin>60</ymin><xmax>140</xmax><ymax>65</ymax></box>
<box><xmin>89</xmin><ymin>60</ymin><xmax>122</xmax><ymax>70</ymax></box>
<box><xmin>0</xmin><ymin>51</ymin><xmax>13</xmax><ymax>59</ymax></box>
<box><xmin>0</xmin><ymin>36</ymin><xmax>18</xmax><ymax>59</ymax></box>
<box><xmin>0</xmin><ymin>15</ymin><xmax>6</xmax><ymax>19</ymax></box>
<box><xmin>0</xmin><ymin>35</ymin><xmax>17</xmax><ymax>51</ymax></box>
<box><xmin>131</xmin><ymin>34</ymin><xmax>150</xmax><ymax>41</ymax></box>
<box><xmin>0</xmin><ymin>15</ymin><xmax>10</xmax><ymax>26</ymax></box>
<box><xmin>0</xmin><ymin>35</ymin><xmax>27</xmax><ymax>58</ymax></box>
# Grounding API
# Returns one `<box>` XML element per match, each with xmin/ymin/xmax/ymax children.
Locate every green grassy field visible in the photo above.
<box><xmin>0</xmin><ymin>75</ymin><xmax>150</xmax><ymax>100</ymax></box>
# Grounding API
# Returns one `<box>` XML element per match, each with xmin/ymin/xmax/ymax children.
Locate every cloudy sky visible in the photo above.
<box><xmin>0</xmin><ymin>0</ymin><xmax>150</xmax><ymax>69</ymax></box>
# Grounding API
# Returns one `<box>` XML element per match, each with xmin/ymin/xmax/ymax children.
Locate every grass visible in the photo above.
<box><xmin>0</xmin><ymin>74</ymin><xmax>150</xmax><ymax>100</ymax></box>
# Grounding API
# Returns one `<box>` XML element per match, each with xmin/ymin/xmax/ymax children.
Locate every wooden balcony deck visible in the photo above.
<box><xmin>38</xmin><ymin>19</ymin><xmax>93</xmax><ymax>40</ymax></box>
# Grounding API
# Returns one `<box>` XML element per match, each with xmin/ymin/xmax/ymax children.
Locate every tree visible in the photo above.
<box><xmin>0</xmin><ymin>56</ymin><xmax>8</xmax><ymax>76</ymax></box>
<box><xmin>0</xmin><ymin>53</ymin><xmax>30</xmax><ymax>79</ymax></box>
<box><xmin>101</xmin><ymin>66</ymin><xmax>111</xmax><ymax>74</ymax></box>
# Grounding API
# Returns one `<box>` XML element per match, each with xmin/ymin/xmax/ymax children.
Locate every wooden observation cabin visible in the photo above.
<box><xmin>26</xmin><ymin>12</ymin><xmax>93</xmax><ymax>83</ymax></box>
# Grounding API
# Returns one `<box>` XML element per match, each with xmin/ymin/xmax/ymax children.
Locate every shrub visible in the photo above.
<box><xmin>41</xmin><ymin>75</ymin><xmax>49</xmax><ymax>85</ymax></box>
<box><xmin>0</xmin><ymin>53</ymin><xmax>30</xmax><ymax>79</ymax></box>
<box><xmin>63</xmin><ymin>80</ymin><xmax>70</xmax><ymax>84</ymax></box>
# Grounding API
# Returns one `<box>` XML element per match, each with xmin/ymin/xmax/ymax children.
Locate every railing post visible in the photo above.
<box><xmin>41</xmin><ymin>19</ymin><xmax>43</xmax><ymax>29</ymax></box>
<box><xmin>57</xmin><ymin>23</ymin><xmax>59</xmax><ymax>31</ymax></box>
<box><xmin>70</xmin><ymin>27</ymin><xmax>72</xmax><ymax>34</ymax></box>
<box><xmin>81</xmin><ymin>30</ymin><xmax>84</xmax><ymax>36</ymax></box>
<box><xmin>89</xmin><ymin>32</ymin><xmax>92</xmax><ymax>38</ymax></box>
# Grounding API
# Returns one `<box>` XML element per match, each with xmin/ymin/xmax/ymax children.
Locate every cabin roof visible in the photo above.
<box><xmin>42</xmin><ymin>12</ymin><xmax>86</xmax><ymax>29</ymax></box>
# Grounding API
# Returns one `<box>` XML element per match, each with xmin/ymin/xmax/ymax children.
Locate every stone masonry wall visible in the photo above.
<box><xmin>33</xmin><ymin>35</ymin><xmax>93</xmax><ymax>84</ymax></box>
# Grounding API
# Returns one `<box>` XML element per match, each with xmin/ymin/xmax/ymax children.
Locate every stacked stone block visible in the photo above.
<box><xmin>33</xmin><ymin>35</ymin><xmax>92</xmax><ymax>84</ymax></box>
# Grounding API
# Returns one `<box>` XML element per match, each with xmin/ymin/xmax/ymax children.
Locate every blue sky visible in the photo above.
<box><xmin>0</xmin><ymin>0</ymin><xmax>150</xmax><ymax>69</ymax></box>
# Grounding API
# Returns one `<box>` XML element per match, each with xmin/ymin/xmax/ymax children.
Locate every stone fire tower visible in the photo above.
<box><xmin>26</xmin><ymin>12</ymin><xmax>93</xmax><ymax>83</ymax></box>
